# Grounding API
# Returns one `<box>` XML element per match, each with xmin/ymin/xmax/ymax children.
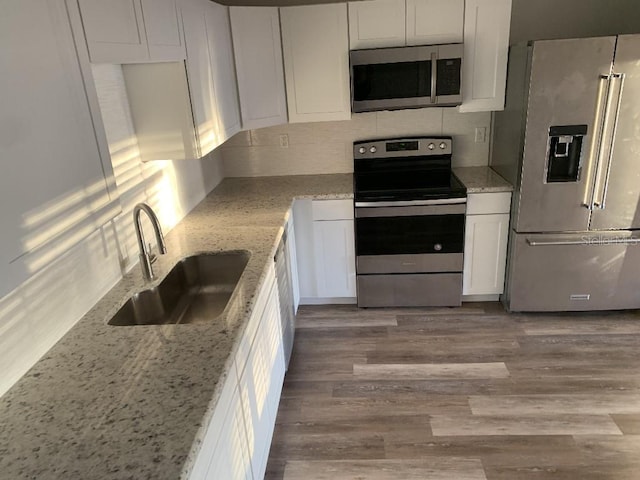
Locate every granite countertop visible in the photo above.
<box><xmin>0</xmin><ymin>174</ymin><xmax>353</xmax><ymax>480</ymax></box>
<box><xmin>453</xmin><ymin>166</ymin><xmax>513</xmax><ymax>193</ymax></box>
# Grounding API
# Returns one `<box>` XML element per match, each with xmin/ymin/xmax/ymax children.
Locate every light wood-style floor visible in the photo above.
<box><xmin>265</xmin><ymin>303</ymin><xmax>640</xmax><ymax>480</ymax></box>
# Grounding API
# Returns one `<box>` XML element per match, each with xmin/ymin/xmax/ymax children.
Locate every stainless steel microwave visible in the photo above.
<box><xmin>350</xmin><ymin>44</ymin><xmax>463</xmax><ymax>112</ymax></box>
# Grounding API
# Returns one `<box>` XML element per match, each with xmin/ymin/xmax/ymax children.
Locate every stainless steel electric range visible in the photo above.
<box><xmin>353</xmin><ymin>137</ymin><xmax>467</xmax><ymax>307</ymax></box>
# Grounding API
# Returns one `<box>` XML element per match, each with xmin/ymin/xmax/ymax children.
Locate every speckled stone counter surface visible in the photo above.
<box><xmin>0</xmin><ymin>174</ymin><xmax>352</xmax><ymax>480</ymax></box>
<box><xmin>453</xmin><ymin>166</ymin><xmax>513</xmax><ymax>193</ymax></box>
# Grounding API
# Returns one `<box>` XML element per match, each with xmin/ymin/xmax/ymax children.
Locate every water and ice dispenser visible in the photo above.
<box><xmin>546</xmin><ymin>125</ymin><xmax>588</xmax><ymax>182</ymax></box>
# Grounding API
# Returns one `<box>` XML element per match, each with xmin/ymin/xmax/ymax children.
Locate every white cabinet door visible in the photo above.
<box><xmin>460</xmin><ymin>0</ymin><xmax>512</xmax><ymax>112</ymax></box>
<box><xmin>121</xmin><ymin>62</ymin><xmax>199</xmax><ymax>161</ymax></box>
<box><xmin>182</xmin><ymin>0</ymin><xmax>221</xmax><ymax>156</ymax></box>
<box><xmin>189</xmin><ymin>365</ymin><xmax>252</xmax><ymax>480</ymax></box>
<box><xmin>313</xmin><ymin>220</ymin><xmax>357</xmax><ymax>299</ymax></box>
<box><xmin>286</xmin><ymin>218</ymin><xmax>301</xmax><ymax>313</ymax></box>
<box><xmin>294</xmin><ymin>199</ymin><xmax>357</xmax><ymax>303</ymax></box>
<box><xmin>205</xmin><ymin>3</ymin><xmax>242</xmax><ymax>143</ymax></box>
<box><xmin>77</xmin><ymin>0</ymin><xmax>148</xmax><ymax>62</ymax></box>
<box><xmin>281</xmin><ymin>4</ymin><xmax>351</xmax><ymax>123</ymax></box>
<box><xmin>78</xmin><ymin>0</ymin><xmax>185</xmax><ymax>63</ymax></box>
<box><xmin>348</xmin><ymin>0</ymin><xmax>406</xmax><ymax>49</ymax></box>
<box><xmin>204</xmin><ymin>384</ymin><xmax>253</xmax><ymax>480</ymax></box>
<box><xmin>1</xmin><ymin>0</ymin><xmax>117</xmax><ymax>297</ymax></box>
<box><xmin>238</xmin><ymin>331</ymin><xmax>271</xmax><ymax>480</ymax></box>
<box><xmin>406</xmin><ymin>0</ymin><xmax>463</xmax><ymax>45</ymax></box>
<box><xmin>230</xmin><ymin>7</ymin><xmax>288</xmax><ymax>130</ymax></box>
<box><xmin>141</xmin><ymin>0</ymin><xmax>185</xmax><ymax>61</ymax></box>
<box><xmin>238</xmin><ymin>281</ymin><xmax>282</xmax><ymax>480</ymax></box>
<box><xmin>463</xmin><ymin>213</ymin><xmax>510</xmax><ymax>295</ymax></box>
<box><xmin>260</xmin><ymin>286</ymin><xmax>285</xmax><ymax>424</ymax></box>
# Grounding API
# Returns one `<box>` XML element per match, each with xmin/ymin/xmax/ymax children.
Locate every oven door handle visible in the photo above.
<box><xmin>355</xmin><ymin>198</ymin><xmax>467</xmax><ymax>208</ymax></box>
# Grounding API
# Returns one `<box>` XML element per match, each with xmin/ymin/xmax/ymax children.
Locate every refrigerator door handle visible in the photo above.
<box><xmin>583</xmin><ymin>74</ymin><xmax>612</xmax><ymax>210</ymax></box>
<box><xmin>594</xmin><ymin>73</ymin><xmax>626</xmax><ymax>210</ymax></box>
<box><xmin>526</xmin><ymin>235</ymin><xmax>640</xmax><ymax>247</ymax></box>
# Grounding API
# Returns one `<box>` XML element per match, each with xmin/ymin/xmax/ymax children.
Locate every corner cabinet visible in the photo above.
<box><xmin>189</xmin><ymin>263</ymin><xmax>284</xmax><ymax>480</ymax></box>
<box><xmin>118</xmin><ymin>0</ymin><xmax>242</xmax><ymax>162</ymax></box>
<box><xmin>462</xmin><ymin>192</ymin><xmax>511</xmax><ymax>298</ymax></box>
<box><xmin>459</xmin><ymin>0</ymin><xmax>512</xmax><ymax>112</ymax></box>
<box><xmin>229</xmin><ymin>7</ymin><xmax>288</xmax><ymax>130</ymax></box>
<box><xmin>76</xmin><ymin>0</ymin><xmax>185</xmax><ymax>63</ymax></box>
<box><xmin>280</xmin><ymin>4</ymin><xmax>351</xmax><ymax>123</ymax></box>
<box><xmin>348</xmin><ymin>0</ymin><xmax>463</xmax><ymax>49</ymax></box>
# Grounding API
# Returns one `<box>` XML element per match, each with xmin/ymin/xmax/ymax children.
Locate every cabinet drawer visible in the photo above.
<box><xmin>312</xmin><ymin>199</ymin><xmax>354</xmax><ymax>220</ymax></box>
<box><xmin>467</xmin><ymin>192</ymin><xmax>511</xmax><ymax>215</ymax></box>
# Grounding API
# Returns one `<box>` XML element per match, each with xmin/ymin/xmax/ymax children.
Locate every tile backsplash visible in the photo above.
<box><xmin>221</xmin><ymin>108</ymin><xmax>491</xmax><ymax>177</ymax></box>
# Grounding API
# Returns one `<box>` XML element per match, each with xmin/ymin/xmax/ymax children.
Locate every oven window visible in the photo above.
<box><xmin>356</xmin><ymin>214</ymin><xmax>464</xmax><ymax>256</ymax></box>
<box><xmin>353</xmin><ymin>61</ymin><xmax>432</xmax><ymax>101</ymax></box>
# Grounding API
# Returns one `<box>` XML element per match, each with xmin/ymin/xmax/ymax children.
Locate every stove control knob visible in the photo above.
<box><xmin>427</xmin><ymin>143</ymin><xmax>435</xmax><ymax>150</ymax></box>
<box><xmin>358</xmin><ymin>147</ymin><xmax>366</xmax><ymax>154</ymax></box>
<box><xmin>433</xmin><ymin>243</ymin><xmax>443</xmax><ymax>251</ymax></box>
<box><xmin>369</xmin><ymin>146</ymin><xmax>377</xmax><ymax>153</ymax></box>
<box><xmin>439</xmin><ymin>142</ymin><xmax>447</xmax><ymax>150</ymax></box>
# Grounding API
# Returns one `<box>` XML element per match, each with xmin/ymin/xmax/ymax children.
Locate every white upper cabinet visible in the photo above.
<box><xmin>181</xmin><ymin>0</ymin><xmax>241</xmax><ymax>156</ymax></box>
<box><xmin>230</xmin><ymin>7</ymin><xmax>288</xmax><ymax>130</ymax></box>
<box><xmin>280</xmin><ymin>4</ymin><xmax>351</xmax><ymax>123</ymax></box>
<box><xmin>1</xmin><ymin>0</ymin><xmax>118</xmax><ymax>297</ymax></box>
<box><xmin>348</xmin><ymin>0</ymin><xmax>405</xmax><ymax>49</ymax></box>
<box><xmin>140</xmin><ymin>0</ymin><xmax>185</xmax><ymax>61</ymax></box>
<box><xmin>77</xmin><ymin>0</ymin><xmax>185</xmax><ymax>63</ymax></box>
<box><xmin>348</xmin><ymin>0</ymin><xmax>462</xmax><ymax>49</ymax></box>
<box><xmin>205</xmin><ymin>3</ymin><xmax>242</xmax><ymax>142</ymax></box>
<box><xmin>182</xmin><ymin>0</ymin><xmax>221</xmax><ymax>156</ymax></box>
<box><xmin>460</xmin><ymin>0</ymin><xmax>512</xmax><ymax>112</ymax></box>
<box><xmin>406</xmin><ymin>0</ymin><xmax>463</xmax><ymax>45</ymax></box>
<box><xmin>118</xmin><ymin>0</ymin><xmax>242</xmax><ymax>162</ymax></box>
<box><xmin>121</xmin><ymin>62</ymin><xmax>199</xmax><ymax>161</ymax></box>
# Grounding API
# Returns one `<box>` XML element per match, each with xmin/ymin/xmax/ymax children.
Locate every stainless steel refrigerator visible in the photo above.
<box><xmin>492</xmin><ymin>35</ymin><xmax>640</xmax><ymax>312</ymax></box>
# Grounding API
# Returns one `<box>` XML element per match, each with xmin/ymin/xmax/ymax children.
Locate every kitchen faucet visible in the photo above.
<box><xmin>133</xmin><ymin>203</ymin><xmax>167</xmax><ymax>281</ymax></box>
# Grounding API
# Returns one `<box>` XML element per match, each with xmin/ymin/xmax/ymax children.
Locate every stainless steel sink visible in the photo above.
<box><xmin>109</xmin><ymin>251</ymin><xmax>250</xmax><ymax>326</ymax></box>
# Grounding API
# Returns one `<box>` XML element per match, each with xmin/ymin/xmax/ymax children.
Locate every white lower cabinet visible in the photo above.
<box><xmin>313</xmin><ymin>219</ymin><xmax>356</xmax><ymax>299</ymax></box>
<box><xmin>190</xmin><ymin>264</ymin><xmax>284</xmax><ymax>480</ymax></box>
<box><xmin>294</xmin><ymin>199</ymin><xmax>357</xmax><ymax>304</ymax></box>
<box><xmin>204</xmin><ymin>382</ymin><xmax>252</xmax><ymax>480</ymax></box>
<box><xmin>286</xmin><ymin>214</ymin><xmax>301</xmax><ymax>313</ymax></box>
<box><xmin>238</xmin><ymin>278</ymin><xmax>284</xmax><ymax>480</ymax></box>
<box><xmin>189</xmin><ymin>365</ymin><xmax>251</xmax><ymax>480</ymax></box>
<box><xmin>463</xmin><ymin>192</ymin><xmax>511</xmax><ymax>297</ymax></box>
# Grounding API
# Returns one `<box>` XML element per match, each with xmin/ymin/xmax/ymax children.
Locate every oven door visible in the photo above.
<box><xmin>354</xmin><ymin>199</ymin><xmax>466</xmax><ymax>307</ymax></box>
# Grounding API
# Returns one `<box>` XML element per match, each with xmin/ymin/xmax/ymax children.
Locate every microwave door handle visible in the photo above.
<box><xmin>430</xmin><ymin>52</ymin><xmax>437</xmax><ymax>104</ymax></box>
<box><xmin>583</xmin><ymin>74</ymin><xmax>610</xmax><ymax>210</ymax></box>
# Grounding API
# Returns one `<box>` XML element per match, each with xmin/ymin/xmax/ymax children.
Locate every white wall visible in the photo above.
<box><xmin>0</xmin><ymin>65</ymin><xmax>224</xmax><ymax>397</ymax></box>
<box><xmin>510</xmin><ymin>0</ymin><xmax>640</xmax><ymax>44</ymax></box>
<box><xmin>221</xmin><ymin>108</ymin><xmax>491</xmax><ymax>176</ymax></box>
